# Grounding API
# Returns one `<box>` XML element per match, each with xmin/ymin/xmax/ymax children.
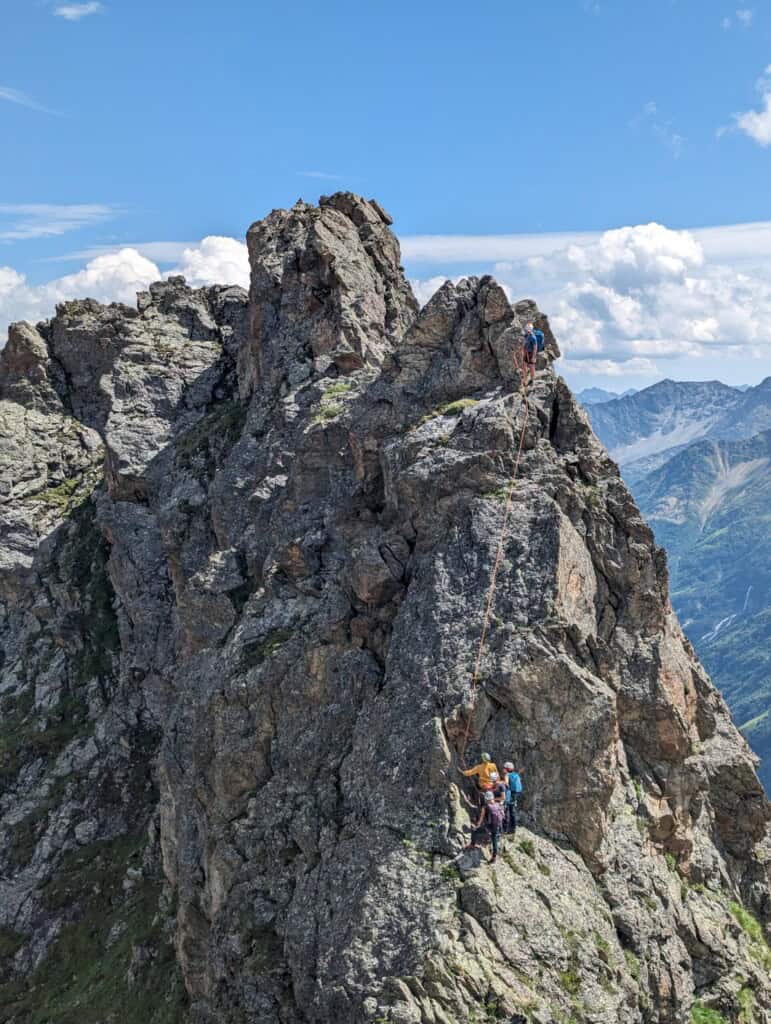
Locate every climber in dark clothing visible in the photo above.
<box><xmin>502</xmin><ymin>761</ymin><xmax>522</xmax><ymax>834</ymax></box>
<box><xmin>468</xmin><ymin>791</ymin><xmax>505</xmax><ymax>863</ymax></box>
<box><xmin>522</xmin><ymin>321</ymin><xmax>544</xmax><ymax>384</ymax></box>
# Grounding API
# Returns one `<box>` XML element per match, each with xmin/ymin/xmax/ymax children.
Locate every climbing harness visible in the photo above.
<box><xmin>458</xmin><ymin>352</ymin><xmax>532</xmax><ymax>766</ymax></box>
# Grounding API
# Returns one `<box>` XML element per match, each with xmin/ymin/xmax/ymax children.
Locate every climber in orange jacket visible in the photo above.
<box><xmin>461</xmin><ymin>752</ymin><xmax>500</xmax><ymax>791</ymax></box>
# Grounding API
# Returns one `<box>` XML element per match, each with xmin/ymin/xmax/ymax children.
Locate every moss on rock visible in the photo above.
<box><xmin>1</xmin><ymin>835</ymin><xmax>188</xmax><ymax>1024</ymax></box>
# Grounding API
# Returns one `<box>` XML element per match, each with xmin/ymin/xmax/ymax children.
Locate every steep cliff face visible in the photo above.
<box><xmin>1</xmin><ymin>194</ymin><xmax>769</xmax><ymax>1024</ymax></box>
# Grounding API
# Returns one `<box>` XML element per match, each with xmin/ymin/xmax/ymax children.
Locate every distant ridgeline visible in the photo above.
<box><xmin>584</xmin><ymin>380</ymin><xmax>771</xmax><ymax>792</ymax></box>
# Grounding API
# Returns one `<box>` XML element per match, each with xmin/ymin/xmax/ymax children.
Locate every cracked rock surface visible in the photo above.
<box><xmin>0</xmin><ymin>193</ymin><xmax>769</xmax><ymax>1024</ymax></box>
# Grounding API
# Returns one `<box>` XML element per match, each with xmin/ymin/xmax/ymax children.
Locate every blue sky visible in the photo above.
<box><xmin>2</xmin><ymin>0</ymin><xmax>771</xmax><ymax>391</ymax></box>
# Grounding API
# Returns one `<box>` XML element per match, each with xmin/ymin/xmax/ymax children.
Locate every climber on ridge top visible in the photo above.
<box><xmin>522</xmin><ymin>321</ymin><xmax>545</xmax><ymax>384</ymax></box>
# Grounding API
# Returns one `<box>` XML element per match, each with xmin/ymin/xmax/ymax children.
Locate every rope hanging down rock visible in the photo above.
<box><xmin>458</xmin><ymin>365</ymin><xmax>531</xmax><ymax>766</ymax></box>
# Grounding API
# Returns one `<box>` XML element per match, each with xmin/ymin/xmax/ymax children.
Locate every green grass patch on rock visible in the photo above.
<box><xmin>419</xmin><ymin>397</ymin><xmax>479</xmax><ymax>426</ymax></box>
<box><xmin>310</xmin><ymin>380</ymin><xmax>356</xmax><ymax>425</ymax></box>
<box><xmin>691</xmin><ymin>1003</ymin><xmax>728</xmax><ymax>1024</ymax></box>
<box><xmin>312</xmin><ymin>402</ymin><xmax>343</xmax><ymax>424</ymax></box>
<box><xmin>30</xmin><ymin>470</ymin><xmax>100</xmax><ymax>521</ymax></box>
<box><xmin>518</xmin><ymin>838</ymin><xmax>536</xmax><ymax>859</ymax></box>
<box><xmin>737</xmin><ymin>987</ymin><xmax>756</xmax><ymax>1024</ymax></box>
<box><xmin>559</xmin><ymin>967</ymin><xmax>581</xmax><ymax>996</ymax></box>
<box><xmin>439</xmin><ymin>863</ymin><xmax>461</xmax><ymax>884</ymax></box>
<box><xmin>483</xmin><ymin>486</ymin><xmax>509</xmax><ymax>503</ymax></box>
<box><xmin>1</xmin><ymin>834</ymin><xmax>188</xmax><ymax>1024</ymax></box>
<box><xmin>0</xmin><ymin>699</ymin><xmax>88</xmax><ymax>792</ymax></box>
<box><xmin>175</xmin><ymin>400</ymin><xmax>248</xmax><ymax>474</ymax></box>
<box><xmin>322</xmin><ymin>380</ymin><xmax>353</xmax><ymax>398</ymax></box>
<box><xmin>729</xmin><ymin>901</ymin><xmax>771</xmax><ymax>971</ymax></box>
<box><xmin>239</xmin><ymin>628</ymin><xmax>293</xmax><ymax>671</ymax></box>
<box><xmin>730</xmin><ymin>901</ymin><xmax>765</xmax><ymax>943</ymax></box>
<box><xmin>624</xmin><ymin>949</ymin><xmax>640</xmax><ymax>981</ymax></box>
<box><xmin>0</xmin><ymin>927</ymin><xmax>23</xmax><ymax>962</ymax></box>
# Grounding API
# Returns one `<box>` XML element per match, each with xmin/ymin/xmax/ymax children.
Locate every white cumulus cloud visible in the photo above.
<box><xmin>526</xmin><ymin>224</ymin><xmax>771</xmax><ymax>372</ymax></box>
<box><xmin>172</xmin><ymin>236</ymin><xmax>249</xmax><ymax>289</ymax></box>
<box><xmin>401</xmin><ymin>230</ymin><xmax>599</xmax><ymax>264</ymax></box>
<box><xmin>559</xmin><ymin>356</ymin><xmax>658</xmax><ymax>378</ymax></box>
<box><xmin>539</xmin><ymin>222</ymin><xmax>704</xmax><ymax>290</ymax></box>
<box><xmin>735</xmin><ymin>95</ymin><xmax>771</xmax><ymax>146</ymax></box>
<box><xmin>727</xmin><ymin>65</ymin><xmax>771</xmax><ymax>146</ymax></box>
<box><xmin>410</xmin><ymin>276</ymin><xmax>453</xmax><ymax>307</ymax></box>
<box><xmin>54</xmin><ymin>2</ymin><xmax>103</xmax><ymax>20</ymax></box>
<box><xmin>0</xmin><ymin>237</ymin><xmax>250</xmax><ymax>341</ymax></box>
<box><xmin>406</xmin><ymin>222</ymin><xmax>771</xmax><ymax>379</ymax></box>
<box><xmin>0</xmin><ymin>249</ymin><xmax>160</xmax><ymax>333</ymax></box>
<box><xmin>409</xmin><ymin>275</ymin><xmax>512</xmax><ymax>308</ymax></box>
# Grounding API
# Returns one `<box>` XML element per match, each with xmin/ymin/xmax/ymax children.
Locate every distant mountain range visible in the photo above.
<box><xmin>575</xmin><ymin>386</ymin><xmax>637</xmax><ymax>405</ymax></box>
<box><xmin>587</xmin><ymin>377</ymin><xmax>771</xmax><ymax>484</ymax></box>
<box><xmin>583</xmin><ymin>380</ymin><xmax>771</xmax><ymax>792</ymax></box>
<box><xmin>635</xmin><ymin>430</ymin><xmax>771</xmax><ymax>789</ymax></box>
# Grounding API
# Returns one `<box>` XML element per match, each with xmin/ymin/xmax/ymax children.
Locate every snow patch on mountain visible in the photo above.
<box><xmin>698</xmin><ymin>456</ymin><xmax>769</xmax><ymax>526</ymax></box>
<box><xmin>610</xmin><ymin>412</ymin><xmax>723</xmax><ymax>464</ymax></box>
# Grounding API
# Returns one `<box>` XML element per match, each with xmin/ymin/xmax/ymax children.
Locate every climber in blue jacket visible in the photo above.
<box><xmin>502</xmin><ymin>761</ymin><xmax>523</xmax><ymax>834</ymax></box>
<box><xmin>522</xmin><ymin>321</ymin><xmax>544</xmax><ymax>384</ymax></box>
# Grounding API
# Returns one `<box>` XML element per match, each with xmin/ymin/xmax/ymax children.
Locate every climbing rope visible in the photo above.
<box><xmin>458</xmin><ymin>358</ymin><xmax>532</xmax><ymax>766</ymax></box>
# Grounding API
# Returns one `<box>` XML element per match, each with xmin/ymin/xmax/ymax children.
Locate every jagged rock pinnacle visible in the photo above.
<box><xmin>243</xmin><ymin>193</ymin><xmax>418</xmax><ymax>395</ymax></box>
<box><xmin>0</xmin><ymin>194</ymin><xmax>768</xmax><ymax>1024</ymax></box>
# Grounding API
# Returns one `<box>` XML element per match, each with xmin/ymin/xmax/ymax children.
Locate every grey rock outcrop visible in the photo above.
<box><xmin>0</xmin><ymin>195</ymin><xmax>769</xmax><ymax>1024</ymax></box>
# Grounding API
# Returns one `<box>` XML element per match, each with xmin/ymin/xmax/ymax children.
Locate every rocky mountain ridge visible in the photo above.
<box><xmin>586</xmin><ymin>378</ymin><xmax>771</xmax><ymax>484</ymax></box>
<box><xmin>0</xmin><ymin>193</ymin><xmax>769</xmax><ymax>1024</ymax></box>
<box><xmin>575</xmin><ymin>388</ymin><xmax>637</xmax><ymax>406</ymax></box>
<box><xmin>634</xmin><ymin>429</ymin><xmax>771</xmax><ymax>794</ymax></box>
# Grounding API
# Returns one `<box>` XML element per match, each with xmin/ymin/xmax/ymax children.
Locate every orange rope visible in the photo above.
<box><xmin>458</xmin><ymin>361</ymin><xmax>531</xmax><ymax>765</ymax></box>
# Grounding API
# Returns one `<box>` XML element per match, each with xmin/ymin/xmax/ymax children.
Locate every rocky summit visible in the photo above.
<box><xmin>0</xmin><ymin>194</ymin><xmax>769</xmax><ymax>1024</ymax></box>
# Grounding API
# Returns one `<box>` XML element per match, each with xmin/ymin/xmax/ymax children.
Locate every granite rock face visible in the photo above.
<box><xmin>0</xmin><ymin>194</ymin><xmax>769</xmax><ymax>1024</ymax></box>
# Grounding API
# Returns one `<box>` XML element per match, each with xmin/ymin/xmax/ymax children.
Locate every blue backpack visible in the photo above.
<box><xmin>534</xmin><ymin>330</ymin><xmax>545</xmax><ymax>353</ymax></box>
<box><xmin>509</xmin><ymin>772</ymin><xmax>523</xmax><ymax>794</ymax></box>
